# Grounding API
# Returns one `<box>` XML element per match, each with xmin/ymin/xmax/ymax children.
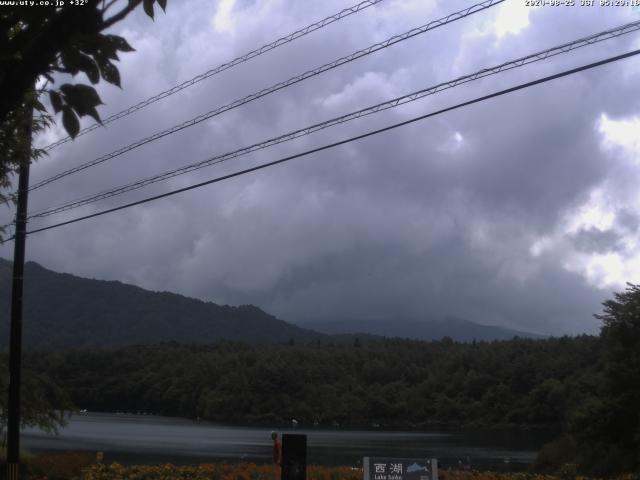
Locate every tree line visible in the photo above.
<box><xmin>20</xmin><ymin>335</ymin><xmax>600</xmax><ymax>430</ymax></box>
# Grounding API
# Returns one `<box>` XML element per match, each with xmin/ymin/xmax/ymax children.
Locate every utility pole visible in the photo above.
<box><xmin>6</xmin><ymin>102</ymin><xmax>33</xmax><ymax>480</ymax></box>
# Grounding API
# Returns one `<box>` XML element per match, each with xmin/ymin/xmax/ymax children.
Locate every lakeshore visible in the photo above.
<box><xmin>22</xmin><ymin>413</ymin><xmax>553</xmax><ymax>471</ymax></box>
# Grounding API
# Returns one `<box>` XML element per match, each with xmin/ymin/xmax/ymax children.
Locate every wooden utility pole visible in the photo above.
<box><xmin>6</xmin><ymin>103</ymin><xmax>33</xmax><ymax>480</ymax></box>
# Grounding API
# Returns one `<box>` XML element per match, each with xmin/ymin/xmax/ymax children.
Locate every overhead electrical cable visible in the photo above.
<box><xmin>43</xmin><ymin>0</ymin><xmax>387</xmax><ymax>151</ymax></box>
<box><xmin>29</xmin><ymin>0</ymin><xmax>503</xmax><ymax>192</ymax></box>
<box><xmin>26</xmin><ymin>20</ymin><xmax>640</xmax><ymax>220</ymax></box>
<box><xmin>17</xmin><ymin>48</ymin><xmax>640</xmax><ymax>238</ymax></box>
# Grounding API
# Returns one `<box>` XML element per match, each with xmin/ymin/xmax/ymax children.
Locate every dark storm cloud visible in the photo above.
<box><xmin>2</xmin><ymin>0</ymin><xmax>639</xmax><ymax>335</ymax></box>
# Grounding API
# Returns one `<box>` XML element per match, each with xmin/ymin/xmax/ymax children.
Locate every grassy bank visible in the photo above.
<box><xmin>78</xmin><ymin>463</ymin><xmax>640</xmax><ymax>480</ymax></box>
<box><xmin>17</xmin><ymin>454</ymin><xmax>638</xmax><ymax>480</ymax></box>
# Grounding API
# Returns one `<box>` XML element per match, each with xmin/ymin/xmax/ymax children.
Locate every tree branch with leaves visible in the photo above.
<box><xmin>1</xmin><ymin>0</ymin><xmax>167</xmax><ymax>130</ymax></box>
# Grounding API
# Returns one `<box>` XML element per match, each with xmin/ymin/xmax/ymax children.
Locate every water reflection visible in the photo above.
<box><xmin>23</xmin><ymin>413</ymin><xmax>554</xmax><ymax>470</ymax></box>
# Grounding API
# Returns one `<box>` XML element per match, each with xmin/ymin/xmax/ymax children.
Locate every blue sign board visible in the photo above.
<box><xmin>363</xmin><ymin>458</ymin><xmax>438</xmax><ymax>480</ymax></box>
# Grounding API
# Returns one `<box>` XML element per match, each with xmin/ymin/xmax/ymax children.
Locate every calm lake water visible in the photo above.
<box><xmin>23</xmin><ymin>413</ymin><xmax>554</xmax><ymax>470</ymax></box>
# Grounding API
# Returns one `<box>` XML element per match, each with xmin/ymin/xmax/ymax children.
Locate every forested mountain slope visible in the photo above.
<box><xmin>0</xmin><ymin>259</ymin><xmax>326</xmax><ymax>350</ymax></box>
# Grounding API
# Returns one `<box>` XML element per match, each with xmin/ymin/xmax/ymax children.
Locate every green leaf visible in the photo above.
<box><xmin>58</xmin><ymin>84</ymin><xmax>74</xmax><ymax>97</ymax></box>
<box><xmin>156</xmin><ymin>0</ymin><xmax>167</xmax><ymax>11</ymax></box>
<box><xmin>61</xmin><ymin>107</ymin><xmax>80</xmax><ymax>139</ymax></box>
<box><xmin>49</xmin><ymin>91</ymin><xmax>63</xmax><ymax>113</ymax></box>
<box><xmin>76</xmin><ymin>53</ymin><xmax>100</xmax><ymax>84</ymax></box>
<box><xmin>99</xmin><ymin>61</ymin><xmax>121</xmax><ymax>88</ymax></box>
<box><xmin>104</xmin><ymin>34</ymin><xmax>135</xmax><ymax>53</ymax></box>
<box><xmin>84</xmin><ymin>105</ymin><xmax>101</xmax><ymax>124</ymax></box>
<box><xmin>33</xmin><ymin>99</ymin><xmax>47</xmax><ymax>113</ymax></box>
<box><xmin>81</xmin><ymin>34</ymin><xmax>119</xmax><ymax>62</ymax></box>
<box><xmin>60</xmin><ymin>47</ymin><xmax>101</xmax><ymax>81</ymax></box>
<box><xmin>59</xmin><ymin>84</ymin><xmax>103</xmax><ymax>123</ymax></box>
<box><xmin>60</xmin><ymin>83</ymin><xmax>102</xmax><ymax>107</ymax></box>
<box><xmin>60</xmin><ymin>48</ymin><xmax>81</xmax><ymax>76</ymax></box>
<box><xmin>75</xmin><ymin>34</ymin><xmax>101</xmax><ymax>57</ymax></box>
<box><xmin>100</xmin><ymin>45</ymin><xmax>120</xmax><ymax>61</ymax></box>
<box><xmin>143</xmin><ymin>0</ymin><xmax>154</xmax><ymax>19</ymax></box>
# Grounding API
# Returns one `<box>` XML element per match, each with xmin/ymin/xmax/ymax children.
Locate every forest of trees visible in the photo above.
<box><xmin>19</xmin><ymin>336</ymin><xmax>600</xmax><ymax>429</ymax></box>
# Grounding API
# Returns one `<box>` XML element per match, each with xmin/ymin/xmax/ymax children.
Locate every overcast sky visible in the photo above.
<box><xmin>2</xmin><ymin>0</ymin><xmax>640</xmax><ymax>335</ymax></box>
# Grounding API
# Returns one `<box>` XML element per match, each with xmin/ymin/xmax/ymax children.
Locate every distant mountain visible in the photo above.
<box><xmin>0</xmin><ymin>258</ymin><xmax>542</xmax><ymax>351</ymax></box>
<box><xmin>298</xmin><ymin>316</ymin><xmax>545</xmax><ymax>342</ymax></box>
<box><xmin>0</xmin><ymin>258</ymin><xmax>330</xmax><ymax>351</ymax></box>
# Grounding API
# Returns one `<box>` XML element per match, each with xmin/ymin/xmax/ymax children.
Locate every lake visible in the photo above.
<box><xmin>23</xmin><ymin>413</ymin><xmax>554</xmax><ymax>470</ymax></box>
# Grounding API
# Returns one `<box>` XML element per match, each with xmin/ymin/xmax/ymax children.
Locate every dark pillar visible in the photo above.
<box><xmin>6</xmin><ymin>105</ymin><xmax>32</xmax><ymax>480</ymax></box>
<box><xmin>281</xmin><ymin>434</ymin><xmax>307</xmax><ymax>480</ymax></box>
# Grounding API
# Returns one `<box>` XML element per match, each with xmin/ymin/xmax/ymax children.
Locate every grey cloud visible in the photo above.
<box><xmin>570</xmin><ymin>227</ymin><xmax>622</xmax><ymax>253</ymax></box>
<box><xmin>616</xmin><ymin>208</ymin><xmax>640</xmax><ymax>232</ymax></box>
<box><xmin>2</xmin><ymin>0</ymin><xmax>637</xmax><ymax>337</ymax></box>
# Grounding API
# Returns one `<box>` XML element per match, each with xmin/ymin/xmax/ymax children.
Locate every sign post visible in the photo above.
<box><xmin>282</xmin><ymin>434</ymin><xmax>307</xmax><ymax>480</ymax></box>
<box><xmin>363</xmin><ymin>458</ymin><xmax>438</xmax><ymax>480</ymax></box>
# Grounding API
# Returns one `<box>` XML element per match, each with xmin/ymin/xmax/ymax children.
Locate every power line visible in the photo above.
<box><xmin>43</xmin><ymin>0</ymin><xmax>387</xmax><ymax>151</ymax></box>
<box><xmin>22</xmin><ymin>48</ymin><xmax>640</xmax><ymax>237</ymax></box>
<box><xmin>26</xmin><ymin>20</ymin><xmax>640</xmax><ymax>220</ymax></box>
<box><xmin>29</xmin><ymin>0</ymin><xmax>503</xmax><ymax>192</ymax></box>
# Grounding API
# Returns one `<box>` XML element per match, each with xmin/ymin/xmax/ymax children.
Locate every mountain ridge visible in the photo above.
<box><xmin>297</xmin><ymin>316</ymin><xmax>545</xmax><ymax>342</ymax></box>
<box><xmin>0</xmin><ymin>257</ymin><xmax>543</xmax><ymax>350</ymax></box>
<box><xmin>0</xmin><ymin>258</ymin><xmax>330</xmax><ymax>350</ymax></box>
